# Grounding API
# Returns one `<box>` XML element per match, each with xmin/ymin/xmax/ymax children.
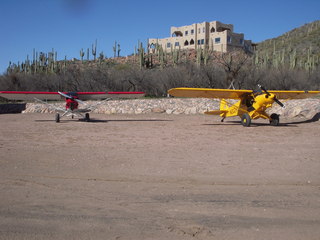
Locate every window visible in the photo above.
<box><xmin>227</xmin><ymin>36</ymin><xmax>232</xmax><ymax>43</ymax></box>
<box><xmin>167</xmin><ymin>43</ymin><xmax>171</xmax><ymax>48</ymax></box>
<box><xmin>185</xmin><ymin>31</ymin><xmax>188</xmax><ymax>36</ymax></box>
<box><xmin>150</xmin><ymin>43</ymin><xmax>156</xmax><ymax>49</ymax></box>
<box><xmin>198</xmin><ymin>28</ymin><xmax>201</xmax><ymax>34</ymax></box>
<box><xmin>215</xmin><ymin>37</ymin><xmax>221</xmax><ymax>44</ymax></box>
<box><xmin>197</xmin><ymin>39</ymin><xmax>205</xmax><ymax>45</ymax></box>
<box><xmin>203</xmin><ymin>27</ymin><xmax>205</xmax><ymax>33</ymax></box>
<box><xmin>190</xmin><ymin>39</ymin><xmax>195</xmax><ymax>45</ymax></box>
<box><xmin>191</xmin><ymin>29</ymin><xmax>194</xmax><ymax>35</ymax></box>
<box><xmin>175</xmin><ymin>42</ymin><xmax>180</xmax><ymax>47</ymax></box>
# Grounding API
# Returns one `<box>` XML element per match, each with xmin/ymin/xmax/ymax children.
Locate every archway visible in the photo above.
<box><xmin>172</xmin><ymin>31</ymin><xmax>183</xmax><ymax>37</ymax></box>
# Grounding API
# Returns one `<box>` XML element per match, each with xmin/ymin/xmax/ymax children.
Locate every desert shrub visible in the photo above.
<box><xmin>0</xmin><ymin>58</ymin><xmax>319</xmax><ymax>96</ymax></box>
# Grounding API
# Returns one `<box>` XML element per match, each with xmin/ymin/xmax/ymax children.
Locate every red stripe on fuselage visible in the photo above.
<box><xmin>0</xmin><ymin>91</ymin><xmax>144</xmax><ymax>94</ymax></box>
<box><xmin>107</xmin><ymin>92</ymin><xmax>145</xmax><ymax>94</ymax></box>
<box><xmin>0</xmin><ymin>91</ymin><xmax>59</xmax><ymax>94</ymax></box>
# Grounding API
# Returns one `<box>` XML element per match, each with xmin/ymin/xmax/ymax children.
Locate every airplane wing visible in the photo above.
<box><xmin>168</xmin><ymin>88</ymin><xmax>252</xmax><ymax>99</ymax></box>
<box><xmin>168</xmin><ymin>88</ymin><xmax>320</xmax><ymax>100</ymax></box>
<box><xmin>77</xmin><ymin>92</ymin><xmax>145</xmax><ymax>100</ymax></box>
<box><xmin>0</xmin><ymin>91</ymin><xmax>61</xmax><ymax>101</ymax></box>
<box><xmin>268</xmin><ymin>90</ymin><xmax>320</xmax><ymax>99</ymax></box>
<box><xmin>0</xmin><ymin>91</ymin><xmax>145</xmax><ymax>101</ymax></box>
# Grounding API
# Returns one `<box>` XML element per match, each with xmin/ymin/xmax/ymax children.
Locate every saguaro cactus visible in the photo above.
<box><xmin>92</xmin><ymin>39</ymin><xmax>97</xmax><ymax>61</ymax></box>
<box><xmin>80</xmin><ymin>48</ymin><xmax>85</xmax><ymax>62</ymax></box>
<box><xmin>87</xmin><ymin>48</ymin><xmax>90</xmax><ymax>61</ymax></box>
<box><xmin>117</xmin><ymin>43</ymin><xmax>121</xmax><ymax>57</ymax></box>
<box><xmin>138</xmin><ymin>41</ymin><xmax>145</xmax><ymax>69</ymax></box>
<box><xmin>113</xmin><ymin>41</ymin><xmax>117</xmax><ymax>58</ymax></box>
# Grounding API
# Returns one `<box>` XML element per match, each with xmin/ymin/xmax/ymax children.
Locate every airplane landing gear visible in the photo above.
<box><xmin>85</xmin><ymin>113</ymin><xmax>90</xmax><ymax>122</ymax></box>
<box><xmin>270</xmin><ymin>113</ymin><xmax>280</xmax><ymax>126</ymax></box>
<box><xmin>241</xmin><ymin>113</ymin><xmax>251</xmax><ymax>127</ymax></box>
<box><xmin>55</xmin><ymin>113</ymin><xmax>60</xmax><ymax>123</ymax></box>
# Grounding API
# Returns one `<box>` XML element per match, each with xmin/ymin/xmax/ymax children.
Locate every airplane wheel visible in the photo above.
<box><xmin>270</xmin><ymin>113</ymin><xmax>279</xmax><ymax>126</ymax></box>
<box><xmin>55</xmin><ymin>113</ymin><xmax>60</xmax><ymax>123</ymax></box>
<box><xmin>241</xmin><ymin>113</ymin><xmax>251</xmax><ymax>127</ymax></box>
<box><xmin>85</xmin><ymin>113</ymin><xmax>90</xmax><ymax>122</ymax></box>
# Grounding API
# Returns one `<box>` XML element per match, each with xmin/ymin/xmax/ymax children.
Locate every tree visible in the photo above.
<box><xmin>213</xmin><ymin>50</ymin><xmax>249</xmax><ymax>89</ymax></box>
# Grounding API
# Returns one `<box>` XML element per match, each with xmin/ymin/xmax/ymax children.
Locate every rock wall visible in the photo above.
<box><xmin>22</xmin><ymin>98</ymin><xmax>320</xmax><ymax>119</ymax></box>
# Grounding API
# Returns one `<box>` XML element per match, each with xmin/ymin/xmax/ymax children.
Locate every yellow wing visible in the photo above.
<box><xmin>168</xmin><ymin>88</ymin><xmax>252</xmax><ymax>99</ymax></box>
<box><xmin>268</xmin><ymin>90</ymin><xmax>320</xmax><ymax>99</ymax></box>
<box><xmin>168</xmin><ymin>88</ymin><xmax>320</xmax><ymax>100</ymax></box>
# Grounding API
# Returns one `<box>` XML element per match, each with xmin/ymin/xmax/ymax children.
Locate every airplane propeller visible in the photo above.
<box><xmin>257</xmin><ymin>84</ymin><xmax>285</xmax><ymax>108</ymax></box>
<box><xmin>58</xmin><ymin>91</ymin><xmax>85</xmax><ymax>104</ymax></box>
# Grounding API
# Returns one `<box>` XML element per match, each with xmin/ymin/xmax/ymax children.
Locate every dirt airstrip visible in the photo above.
<box><xmin>0</xmin><ymin>113</ymin><xmax>320</xmax><ymax>240</ymax></box>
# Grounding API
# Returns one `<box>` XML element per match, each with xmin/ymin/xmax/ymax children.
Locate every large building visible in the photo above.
<box><xmin>148</xmin><ymin>21</ymin><xmax>254</xmax><ymax>53</ymax></box>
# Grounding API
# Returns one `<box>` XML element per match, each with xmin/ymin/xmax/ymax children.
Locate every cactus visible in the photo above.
<box><xmin>171</xmin><ymin>45</ymin><xmax>180</xmax><ymax>66</ymax></box>
<box><xmin>92</xmin><ymin>39</ymin><xmax>97</xmax><ymax>61</ymax></box>
<box><xmin>80</xmin><ymin>48</ymin><xmax>85</xmax><ymax>62</ymax></box>
<box><xmin>203</xmin><ymin>46</ymin><xmax>209</xmax><ymax>65</ymax></box>
<box><xmin>138</xmin><ymin>41</ymin><xmax>145</xmax><ymax>69</ymax></box>
<box><xmin>158</xmin><ymin>45</ymin><xmax>165</xmax><ymax>69</ymax></box>
<box><xmin>117</xmin><ymin>43</ymin><xmax>121</xmax><ymax>57</ymax></box>
<box><xmin>196</xmin><ymin>47</ymin><xmax>202</xmax><ymax>66</ymax></box>
<box><xmin>87</xmin><ymin>48</ymin><xmax>90</xmax><ymax>61</ymax></box>
<box><xmin>113</xmin><ymin>41</ymin><xmax>117</xmax><ymax>58</ymax></box>
<box><xmin>99</xmin><ymin>51</ymin><xmax>104</xmax><ymax>64</ymax></box>
<box><xmin>289</xmin><ymin>49</ymin><xmax>297</xmax><ymax>69</ymax></box>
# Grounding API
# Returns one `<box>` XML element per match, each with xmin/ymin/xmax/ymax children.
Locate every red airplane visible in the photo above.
<box><xmin>0</xmin><ymin>90</ymin><xmax>145</xmax><ymax>122</ymax></box>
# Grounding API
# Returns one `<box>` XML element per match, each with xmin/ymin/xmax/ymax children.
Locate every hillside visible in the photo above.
<box><xmin>255</xmin><ymin>20</ymin><xmax>320</xmax><ymax>70</ymax></box>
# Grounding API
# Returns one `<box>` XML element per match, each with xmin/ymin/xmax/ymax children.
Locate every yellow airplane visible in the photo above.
<box><xmin>168</xmin><ymin>85</ymin><xmax>320</xmax><ymax>127</ymax></box>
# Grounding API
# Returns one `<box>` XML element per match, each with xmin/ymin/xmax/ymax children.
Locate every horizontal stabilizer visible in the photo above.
<box><xmin>204</xmin><ymin>110</ymin><xmax>228</xmax><ymax>115</ymax></box>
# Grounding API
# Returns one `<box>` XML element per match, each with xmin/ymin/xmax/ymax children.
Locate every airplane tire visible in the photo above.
<box><xmin>270</xmin><ymin>113</ymin><xmax>279</xmax><ymax>126</ymax></box>
<box><xmin>55</xmin><ymin>113</ymin><xmax>60</xmax><ymax>123</ymax></box>
<box><xmin>241</xmin><ymin>113</ymin><xmax>251</xmax><ymax>127</ymax></box>
<box><xmin>85</xmin><ymin>113</ymin><xmax>90</xmax><ymax>122</ymax></box>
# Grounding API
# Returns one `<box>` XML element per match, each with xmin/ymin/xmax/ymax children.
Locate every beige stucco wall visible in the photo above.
<box><xmin>148</xmin><ymin>20</ymin><xmax>253</xmax><ymax>53</ymax></box>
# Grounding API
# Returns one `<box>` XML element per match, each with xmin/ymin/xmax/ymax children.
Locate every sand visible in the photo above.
<box><xmin>0</xmin><ymin>113</ymin><xmax>319</xmax><ymax>240</ymax></box>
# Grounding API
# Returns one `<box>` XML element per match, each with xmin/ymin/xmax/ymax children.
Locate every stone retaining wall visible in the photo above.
<box><xmin>21</xmin><ymin>98</ymin><xmax>320</xmax><ymax>119</ymax></box>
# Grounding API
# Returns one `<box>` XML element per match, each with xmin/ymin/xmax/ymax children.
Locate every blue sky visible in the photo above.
<box><xmin>0</xmin><ymin>0</ymin><xmax>319</xmax><ymax>74</ymax></box>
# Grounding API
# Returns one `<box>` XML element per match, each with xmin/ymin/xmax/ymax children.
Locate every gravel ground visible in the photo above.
<box><xmin>0</xmin><ymin>113</ymin><xmax>320</xmax><ymax>240</ymax></box>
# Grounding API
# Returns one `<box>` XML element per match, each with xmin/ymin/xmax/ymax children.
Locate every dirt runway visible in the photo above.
<box><xmin>0</xmin><ymin>113</ymin><xmax>319</xmax><ymax>240</ymax></box>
